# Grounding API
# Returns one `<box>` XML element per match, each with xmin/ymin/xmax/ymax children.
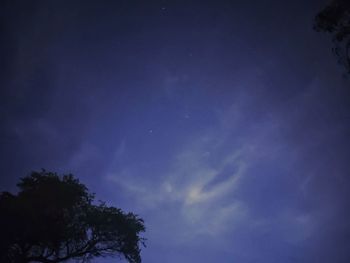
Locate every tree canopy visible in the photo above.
<box><xmin>314</xmin><ymin>0</ymin><xmax>350</xmax><ymax>73</ymax></box>
<box><xmin>0</xmin><ymin>171</ymin><xmax>145</xmax><ymax>263</ymax></box>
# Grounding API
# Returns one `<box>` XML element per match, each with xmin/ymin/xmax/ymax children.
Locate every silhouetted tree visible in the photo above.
<box><xmin>314</xmin><ymin>0</ymin><xmax>350</xmax><ymax>73</ymax></box>
<box><xmin>0</xmin><ymin>171</ymin><xmax>145</xmax><ymax>263</ymax></box>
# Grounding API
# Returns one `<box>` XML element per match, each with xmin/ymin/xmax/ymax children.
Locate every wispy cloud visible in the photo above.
<box><xmin>106</xmin><ymin>125</ymin><xmax>249</xmax><ymax>242</ymax></box>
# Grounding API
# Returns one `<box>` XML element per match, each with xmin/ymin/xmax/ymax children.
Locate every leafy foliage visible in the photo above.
<box><xmin>314</xmin><ymin>0</ymin><xmax>350</xmax><ymax>73</ymax></box>
<box><xmin>0</xmin><ymin>171</ymin><xmax>145</xmax><ymax>263</ymax></box>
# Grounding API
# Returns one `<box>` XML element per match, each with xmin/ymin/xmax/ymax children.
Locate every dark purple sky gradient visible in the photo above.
<box><xmin>1</xmin><ymin>1</ymin><xmax>350</xmax><ymax>262</ymax></box>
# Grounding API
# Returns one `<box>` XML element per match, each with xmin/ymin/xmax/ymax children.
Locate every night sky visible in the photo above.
<box><xmin>1</xmin><ymin>0</ymin><xmax>350</xmax><ymax>262</ymax></box>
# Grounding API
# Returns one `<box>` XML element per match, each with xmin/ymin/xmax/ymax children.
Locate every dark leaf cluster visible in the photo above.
<box><xmin>314</xmin><ymin>0</ymin><xmax>350</xmax><ymax>73</ymax></box>
<box><xmin>0</xmin><ymin>171</ymin><xmax>145</xmax><ymax>263</ymax></box>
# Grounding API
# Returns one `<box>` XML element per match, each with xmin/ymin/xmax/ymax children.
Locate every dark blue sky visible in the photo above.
<box><xmin>1</xmin><ymin>0</ymin><xmax>350</xmax><ymax>262</ymax></box>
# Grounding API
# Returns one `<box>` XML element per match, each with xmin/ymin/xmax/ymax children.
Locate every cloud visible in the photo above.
<box><xmin>106</xmin><ymin>126</ymin><xmax>249</xmax><ymax>242</ymax></box>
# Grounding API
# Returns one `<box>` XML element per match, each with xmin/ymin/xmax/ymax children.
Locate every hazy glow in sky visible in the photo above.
<box><xmin>1</xmin><ymin>1</ymin><xmax>350</xmax><ymax>262</ymax></box>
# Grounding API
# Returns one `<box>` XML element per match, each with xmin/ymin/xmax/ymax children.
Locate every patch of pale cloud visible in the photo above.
<box><xmin>68</xmin><ymin>143</ymin><xmax>100</xmax><ymax>170</ymax></box>
<box><xmin>114</xmin><ymin>139</ymin><xmax>126</xmax><ymax>159</ymax></box>
<box><xmin>280</xmin><ymin>210</ymin><xmax>319</xmax><ymax>244</ymax></box>
<box><xmin>106</xmin><ymin>130</ymin><xmax>249</xmax><ymax>241</ymax></box>
<box><xmin>106</xmin><ymin>169</ymin><xmax>167</xmax><ymax>209</ymax></box>
<box><xmin>182</xmin><ymin>157</ymin><xmax>244</xmax><ymax>206</ymax></box>
<box><xmin>180</xmin><ymin>201</ymin><xmax>247</xmax><ymax>239</ymax></box>
<box><xmin>168</xmin><ymin>145</ymin><xmax>248</xmax><ymax>240</ymax></box>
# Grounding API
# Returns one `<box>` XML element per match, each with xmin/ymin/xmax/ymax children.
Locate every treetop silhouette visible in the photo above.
<box><xmin>314</xmin><ymin>0</ymin><xmax>350</xmax><ymax>74</ymax></box>
<box><xmin>0</xmin><ymin>170</ymin><xmax>145</xmax><ymax>263</ymax></box>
